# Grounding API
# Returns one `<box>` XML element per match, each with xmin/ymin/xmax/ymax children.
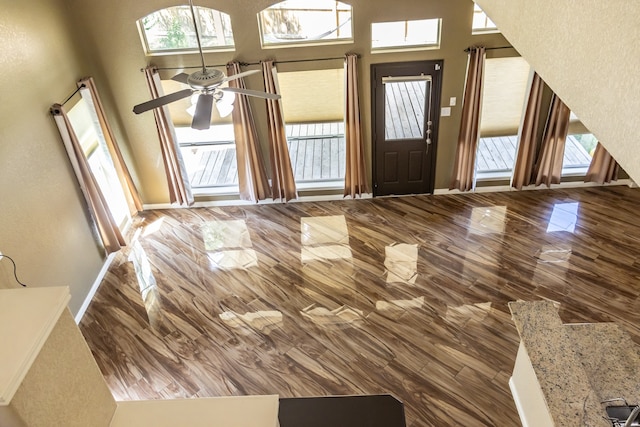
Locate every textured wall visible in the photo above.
<box><xmin>476</xmin><ymin>0</ymin><xmax>640</xmax><ymax>184</ymax></box>
<box><xmin>9</xmin><ymin>309</ymin><xmax>116</xmax><ymax>426</ymax></box>
<box><xmin>0</xmin><ymin>0</ymin><xmax>105</xmax><ymax>313</ymax></box>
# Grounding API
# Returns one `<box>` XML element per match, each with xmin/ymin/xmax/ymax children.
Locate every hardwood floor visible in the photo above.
<box><xmin>80</xmin><ymin>186</ymin><xmax>640</xmax><ymax>426</ymax></box>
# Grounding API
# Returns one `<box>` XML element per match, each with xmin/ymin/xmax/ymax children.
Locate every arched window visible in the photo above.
<box><xmin>137</xmin><ymin>6</ymin><xmax>234</xmax><ymax>54</ymax></box>
<box><xmin>258</xmin><ymin>0</ymin><xmax>353</xmax><ymax>47</ymax></box>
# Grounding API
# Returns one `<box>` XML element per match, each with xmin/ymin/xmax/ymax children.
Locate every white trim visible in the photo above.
<box><xmin>509</xmin><ymin>377</ymin><xmax>530</xmax><ymax>427</ymax></box>
<box><xmin>74</xmin><ymin>251</ymin><xmax>117</xmax><ymax>324</ymax></box>
<box><xmin>434</xmin><ymin>179</ymin><xmax>635</xmax><ymax>196</ymax></box>
<box><xmin>143</xmin><ymin>193</ymin><xmax>373</xmax><ymax>210</ymax></box>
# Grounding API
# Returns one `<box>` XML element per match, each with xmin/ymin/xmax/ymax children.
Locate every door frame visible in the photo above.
<box><xmin>371</xmin><ymin>60</ymin><xmax>443</xmax><ymax>196</ymax></box>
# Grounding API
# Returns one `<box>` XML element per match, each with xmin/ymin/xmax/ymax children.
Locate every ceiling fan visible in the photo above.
<box><xmin>133</xmin><ymin>0</ymin><xmax>279</xmax><ymax>130</ymax></box>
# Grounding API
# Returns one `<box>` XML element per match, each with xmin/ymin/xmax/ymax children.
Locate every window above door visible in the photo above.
<box><xmin>258</xmin><ymin>0</ymin><xmax>353</xmax><ymax>48</ymax></box>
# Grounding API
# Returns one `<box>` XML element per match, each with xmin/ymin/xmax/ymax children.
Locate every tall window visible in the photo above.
<box><xmin>561</xmin><ymin>112</ymin><xmax>596</xmax><ymax>176</ymax></box>
<box><xmin>277</xmin><ymin>68</ymin><xmax>346</xmax><ymax>187</ymax></box>
<box><xmin>67</xmin><ymin>99</ymin><xmax>130</xmax><ymax>227</ymax></box>
<box><xmin>138</xmin><ymin>6</ymin><xmax>234</xmax><ymax>54</ymax></box>
<box><xmin>371</xmin><ymin>19</ymin><xmax>441</xmax><ymax>52</ymax></box>
<box><xmin>161</xmin><ymin>77</ymin><xmax>239</xmax><ymax>193</ymax></box>
<box><xmin>476</xmin><ymin>57</ymin><xmax>531</xmax><ymax>180</ymax></box>
<box><xmin>472</xmin><ymin>4</ymin><xmax>498</xmax><ymax>34</ymax></box>
<box><xmin>258</xmin><ymin>0</ymin><xmax>353</xmax><ymax>47</ymax></box>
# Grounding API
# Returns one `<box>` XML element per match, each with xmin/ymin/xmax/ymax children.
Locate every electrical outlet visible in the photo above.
<box><xmin>0</xmin><ymin>252</ymin><xmax>3</xmax><ymax>261</ymax></box>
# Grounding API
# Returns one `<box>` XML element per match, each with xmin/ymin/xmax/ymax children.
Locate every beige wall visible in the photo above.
<box><xmin>66</xmin><ymin>0</ymin><xmax>511</xmax><ymax>200</ymax></box>
<box><xmin>0</xmin><ymin>0</ymin><xmax>107</xmax><ymax>313</ymax></box>
<box><xmin>476</xmin><ymin>0</ymin><xmax>640</xmax><ymax>184</ymax></box>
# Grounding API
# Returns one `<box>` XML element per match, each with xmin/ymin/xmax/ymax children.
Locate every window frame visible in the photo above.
<box><xmin>471</xmin><ymin>4</ymin><xmax>499</xmax><ymax>35</ymax></box>
<box><xmin>257</xmin><ymin>0</ymin><xmax>354</xmax><ymax>49</ymax></box>
<box><xmin>137</xmin><ymin>6</ymin><xmax>235</xmax><ymax>56</ymax></box>
<box><xmin>371</xmin><ymin>18</ymin><xmax>442</xmax><ymax>53</ymax></box>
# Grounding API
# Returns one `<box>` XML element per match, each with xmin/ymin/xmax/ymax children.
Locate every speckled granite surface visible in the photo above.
<box><xmin>508</xmin><ymin>300</ymin><xmax>635</xmax><ymax>427</ymax></box>
<box><xmin>566</xmin><ymin>323</ymin><xmax>640</xmax><ymax>406</ymax></box>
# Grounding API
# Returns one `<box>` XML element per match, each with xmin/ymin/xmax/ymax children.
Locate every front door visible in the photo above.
<box><xmin>371</xmin><ymin>61</ymin><xmax>442</xmax><ymax>196</ymax></box>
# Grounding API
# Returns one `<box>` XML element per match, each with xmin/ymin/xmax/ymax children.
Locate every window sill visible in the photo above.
<box><xmin>296</xmin><ymin>180</ymin><xmax>345</xmax><ymax>191</ymax></box>
<box><xmin>192</xmin><ymin>185</ymin><xmax>239</xmax><ymax>197</ymax></box>
<box><xmin>371</xmin><ymin>44</ymin><xmax>441</xmax><ymax>54</ymax></box>
<box><xmin>561</xmin><ymin>166</ymin><xmax>589</xmax><ymax>177</ymax></box>
<box><xmin>471</xmin><ymin>29</ymin><xmax>501</xmax><ymax>35</ymax></box>
<box><xmin>476</xmin><ymin>170</ymin><xmax>512</xmax><ymax>181</ymax></box>
<box><xmin>260</xmin><ymin>39</ymin><xmax>353</xmax><ymax>50</ymax></box>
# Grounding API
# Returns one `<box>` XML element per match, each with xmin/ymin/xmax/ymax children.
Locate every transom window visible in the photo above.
<box><xmin>137</xmin><ymin>6</ymin><xmax>234</xmax><ymax>54</ymax></box>
<box><xmin>372</xmin><ymin>19</ymin><xmax>441</xmax><ymax>52</ymax></box>
<box><xmin>472</xmin><ymin>4</ymin><xmax>498</xmax><ymax>34</ymax></box>
<box><xmin>258</xmin><ymin>0</ymin><xmax>353</xmax><ymax>48</ymax></box>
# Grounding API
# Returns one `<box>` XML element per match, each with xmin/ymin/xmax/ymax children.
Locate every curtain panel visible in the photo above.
<box><xmin>261</xmin><ymin>60</ymin><xmax>297</xmax><ymax>202</ymax></box>
<box><xmin>226</xmin><ymin>62</ymin><xmax>271</xmax><ymax>202</ymax></box>
<box><xmin>343</xmin><ymin>53</ymin><xmax>370</xmax><ymax>198</ymax></box>
<box><xmin>78</xmin><ymin>77</ymin><xmax>143</xmax><ymax>214</ymax></box>
<box><xmin>534</xmin><ymin>94</ymin><xmax>571</xmax><ymax>187</ymax></box>
<box><xmin>51</xmin><ymin>104</ymin><xmax>125</xmax><ymax>254</ymax></box>
<box><xmin>584</xmin><ymin>142</ymin><xmax>619</xmax><ymax>184</ymax></box>
<box><xmin>143</xmin><ymin>66</ymin><xmax>193</xmax><ymax>206</ymax></box>
<box><xmin>450</xmin><ymin>46</ymin><xmax>486</xmax><ymax>191</ymax></box>
<box><xmin>511</xmin><ymin>72</ymin><xmax>545</xmax><ymax>190</ymax></box>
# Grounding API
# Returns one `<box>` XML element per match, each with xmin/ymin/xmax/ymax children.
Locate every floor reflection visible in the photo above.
<box><xmin>445</xmin><ymin>302</ymin><xmax>492</xmax><ymax>325</ymax></box>
<box><xmin>301</xmin><ymin>303</ymin><xmax>364</xmax><ymax>326</ymax></box>
<box><xmin>141</xmin><ymin>217</ymin><xmax>165</xmax><ymax>237</ymax></box>
<box><xmin>469</xmin><ymin>206</ymin><xmax>507</xmax><ymax>235</ymax></box>
<box><xmin>535</xmin><ymin>244</ymin><xmax>572</xmax><ymax>266</ymax></box>
<box><xmin>375</xmin><ymin>296</ymin><xmax>425</xmax><ymax>319</ymax></box>
<box><xmin>219</xmin><ymin>310</ymin><xmax>283</xmax><ymax>334</ymax></box>
<box><xmin>300</xmin><ymin>215</ymin><xmax>352</xmax><ymax>262</ymax></box>
<box><xmin>128</xmin><ymin>234</ymin><xmax>162</xmax><ymax>327</ymax></box>
<box><xmin>385</xmin><ymin>243</ymin><xmax>418</xmax><ymax>284</ymax></box>
<box><xmin>546</xmin><ymin>202</ymin><xmax>579</xmax><ymax>233</ymax></box>
<box><xmin>202</xmin><ymin>220</ymin><xmax>258</xmax><ymax>269</ymax></box>
<box><xmin>532</xmin><ymin>244</ymin><xmax>572</xmax><ymax>292</ymax></box>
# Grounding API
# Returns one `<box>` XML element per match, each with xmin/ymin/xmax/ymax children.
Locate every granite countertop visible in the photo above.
<box><xmin>509</xmin><ymin>300</ymin><xmax>640</xmax><ymax>427</ymax></box>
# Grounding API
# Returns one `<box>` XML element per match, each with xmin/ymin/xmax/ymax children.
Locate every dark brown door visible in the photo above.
<box><xmin>371</xmin><ymin>61</ymin><xmax>442</xmax><ymax>196</ymax></box>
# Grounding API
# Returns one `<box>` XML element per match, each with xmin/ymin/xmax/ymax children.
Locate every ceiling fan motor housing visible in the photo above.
<box><xmin>187</xmin><ymin>69</ymin><xmax>225</xmax><ymax>90</ymax></box>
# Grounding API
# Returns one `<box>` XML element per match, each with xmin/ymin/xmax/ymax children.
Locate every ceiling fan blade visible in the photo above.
<box><xmin>191</xmin><ymin>94</ymin><xmax>214</xmax><ymax>130</ymax></box>
<box><xmin>133</xmin><ymin>88</ymin><xmax>193</xmax><ymax>114</ymax></box>
<box><xmin>221</xmin><ymin>87</ymin><xmax>281</xmax><ymax>100</ymax></box>
<box><xmin>171</xmin><ymin>73</ymin><xmax>190</xmax><ymax>84</ymax></box>
<box><xmin>222</xmin><ymin>69</ymin><xmax>261</xmax><ymax>83</ymax></box>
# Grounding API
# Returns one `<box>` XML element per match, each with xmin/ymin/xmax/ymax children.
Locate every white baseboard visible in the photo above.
<box><xmin>434</xmin><ymin>179</ymin><xmax>635</xmax><ymax>196</ymax></box>
<box><xmin>74</xmin><ymin>251</ymin><xmax>117</xmax><ymax>324</ymax></box>
<box><xmin>143</xmin><ymin>193</ymin><xmax>373</xmax><ymax>210</ymax></box>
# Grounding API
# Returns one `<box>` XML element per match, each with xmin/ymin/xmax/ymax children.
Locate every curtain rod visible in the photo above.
<box><xmin>145</xmin><ymin>55</ymin><xmax>354</xmax><ymax>72</ymax></box>
<box><xmin>464</xmin><ymin>45</ymin><xmax>513</xmax><ymax>53</ymax></box>
<box><xmin>57</xmin><ymin>83</ymin><xmax>86</xmax><ymax>108</ymax></box>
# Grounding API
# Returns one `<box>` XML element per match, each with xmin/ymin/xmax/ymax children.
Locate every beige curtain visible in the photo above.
<box><xmin>226</xmin><ymin>62</ymin><xmax>271</xmax><ymax>202</ymax></box>
<box><xmin>78</xmin><ymin>77</ymin><xmax>143</xmax><ymax>214</ymax></box>
<box><xmin>261</xmin><ymin>60</ymin><xmax>297</xmax><ymax>202</ymax></box>
<box><xmin>511</xmin><ymin>72</ymin><xmax>545</xmax><ymax>190</ymax></box>
<box><xmin>143</xmin><ymin>66</ymin><xmax>193</xmax><ymax>206</ymax></box>
<box><xmin>51</xmin><ymin>104</ymin><xmax>125</xmax><ymax>254</ymax></box>
<box><xmin>450</xmin><ymin>46</ymin><xmax>486</xmax><ymax>191</ymax></box>
<box><xmin>534</xmin><ymin>94</ymin><xmax>571</xmax><ymax>186</ymax></box>
<box><xmin>343</xmin><ymin>53</ymin><xmax>370</xmax><ymax>198</ymax></box>
<box><xmin>585</xmin><ymin>142</ymin><xmax>619</xmax><ymax>184</ymax></box>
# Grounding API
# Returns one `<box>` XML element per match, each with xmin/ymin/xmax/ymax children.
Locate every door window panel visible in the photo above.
<box><xmin>383</xmin><ymin>78</ymin><xmax>428</xmax><ymax>140</ymax></box>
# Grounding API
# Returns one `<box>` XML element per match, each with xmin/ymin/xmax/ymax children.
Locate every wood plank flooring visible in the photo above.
<box><xmin>80</xmin><ymin>186</ymin><xmax>640</xmax><ymax>426</ymax></box>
